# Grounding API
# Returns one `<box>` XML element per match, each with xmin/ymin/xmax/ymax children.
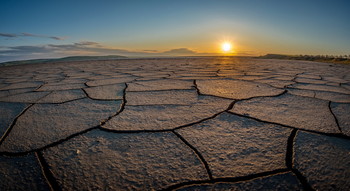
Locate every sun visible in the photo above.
<box><xmin>221</xmin><ymin>42</ymin><xmax>232</xmax><ymax>52</ymax></box>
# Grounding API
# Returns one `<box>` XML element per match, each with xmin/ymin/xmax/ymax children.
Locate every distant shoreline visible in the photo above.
<box><xmin>0</xmin><ymin>55</ymin><xmax>128</xmax><ymax>67</ymax></box>
<box><xmin>0</xmin><ymin>55</ymin><xmax>252</xmax><ymax>67</ymax></box>
<box><xmin>1</xmin><ymin>54</ymin><xmax>349</xmax><ymax>67</ymax></box>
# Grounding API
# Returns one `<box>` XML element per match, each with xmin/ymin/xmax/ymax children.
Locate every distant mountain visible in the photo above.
<box><xmin>0</xmin><ymin>55</ymin><xmax>127</xmax><ymax>67</ymax></box>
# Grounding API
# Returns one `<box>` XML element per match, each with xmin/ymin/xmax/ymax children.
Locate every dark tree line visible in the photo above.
<box><xmin>296</xmin><ymin>54</ymin><xmax>349</xmax><ymax>61</ymax></box>
<box><xmin>259</xmin><ymin>54</ymin><xmax>350</xmax><ymax>63</ymax></box>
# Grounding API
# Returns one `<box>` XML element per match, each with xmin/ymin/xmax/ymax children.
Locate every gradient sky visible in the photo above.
<box><xmin>1</xmin><ymin>0</ymin><xmax>350</xmax><ymax>62</ymax></box>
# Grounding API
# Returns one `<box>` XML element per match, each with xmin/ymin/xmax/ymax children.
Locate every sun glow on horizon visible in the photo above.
<box><xmin>221</xmin><ymin>42</ymin><xmax>233</xmax><ymax>53</ymax></box>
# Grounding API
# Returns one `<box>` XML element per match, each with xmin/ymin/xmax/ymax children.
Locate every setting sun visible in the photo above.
<box><xmin>221</xmin><ymin>42</ymin><xmax>232</xmax><ymax>52</ymax></box>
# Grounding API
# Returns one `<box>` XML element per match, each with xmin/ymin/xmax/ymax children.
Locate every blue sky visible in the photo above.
<box><xmin>1</xmin><ymin>0</ymin><xmax>349</xmax><ymax>62</ymax></box>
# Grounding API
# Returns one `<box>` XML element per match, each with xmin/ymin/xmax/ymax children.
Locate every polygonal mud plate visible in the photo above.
<box><xmin>0</xmin><ymin>98</ymin><xmax>121</xmax><ymax>153</ymax></box>
<box><xmin>176</xmin><ymin>112</ymin><xmax>291</xmax><ymax>178</ymax></box>
<box><xmin>43</xmin><ymin>130</ymin><xmax>208</xmax><ymax>190</ymax></box>
<box><xmin>294</xmin><ymin>131</ymin><xmax>350</xmax><ymax>190</ymax></box>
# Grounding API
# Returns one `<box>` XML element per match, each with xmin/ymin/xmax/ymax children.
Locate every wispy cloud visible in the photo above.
<box><xmin>0</xmin><ymin>33</ymin><xmax>18</xmax><ymax>38</ymax></box>
<box><xmin>21</xmin><ymin>32</ymin><xmax>67</xmax><ymax>40</ymax></box>
<box><xmin>46</xmin><ymin>41</ymin><xmax>132</xmax><ymax>55</ymax></box>
<box><xmin>0</xmin><ymin>32</ymin><xmax>66</xmax><ymax>40</ymax></box>
<box><xmin>0</xmin><ymin>41</ymin><xmax>214</xmax><ymax>63</ymax></box>
<box><xmin>143</xmin><ymin>49</ymin><xmax>159</xmax><ymax>53</ymax></box>
<box><xmin>0</xmin><ymin>41</ymin><xmax>144</xmax><ymax>62</ymax></box>
<box><xmin>74</xmin><ymin>41</ymin><xmax>101</xmax><ymax>46</ymax></box>
<box><xmin>163</xmin><ymin>48</ymin><xmax>197</xmax><ymax>55</ymax></box>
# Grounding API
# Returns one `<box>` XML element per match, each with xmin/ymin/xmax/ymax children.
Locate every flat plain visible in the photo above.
<box><xmin>0</xmin><ymin>57</ymin><xmax>349</xmax><ymax>190</ymax></box>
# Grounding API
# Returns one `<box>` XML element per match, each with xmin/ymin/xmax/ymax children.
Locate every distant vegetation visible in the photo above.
<box><xmin>258</xmin><ymin>54</ymin><xmax>350</xmax><ymax>64</ymax></box>
<box><xmin>0</xmin><ymin>55</ymin><xmax>127</xmax><ymax>67</ymax></box>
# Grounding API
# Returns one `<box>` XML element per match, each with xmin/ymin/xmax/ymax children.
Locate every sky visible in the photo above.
<box><xmin>1</xmin><ymin>0</ymin><xmax>350</xmax><ymax>62</ymax></box>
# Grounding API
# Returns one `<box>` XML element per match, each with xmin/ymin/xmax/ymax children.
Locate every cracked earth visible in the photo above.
<box><xmin>0</xmin><ymin>57</ymin><xmax>349</xmax><ymax>191</ymax></box>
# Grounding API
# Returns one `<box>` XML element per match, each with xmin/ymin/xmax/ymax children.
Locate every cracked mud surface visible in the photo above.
<box><xmin>0</xmin><ymin>57</ymin><xmax>349</xmax><ymax>190</ymax></box>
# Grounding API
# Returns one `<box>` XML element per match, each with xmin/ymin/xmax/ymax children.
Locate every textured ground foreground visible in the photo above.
<box><xmin>0</xmin><ymin>57</ymin><xmax>349</xmax><ymax>191</ymax></box>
